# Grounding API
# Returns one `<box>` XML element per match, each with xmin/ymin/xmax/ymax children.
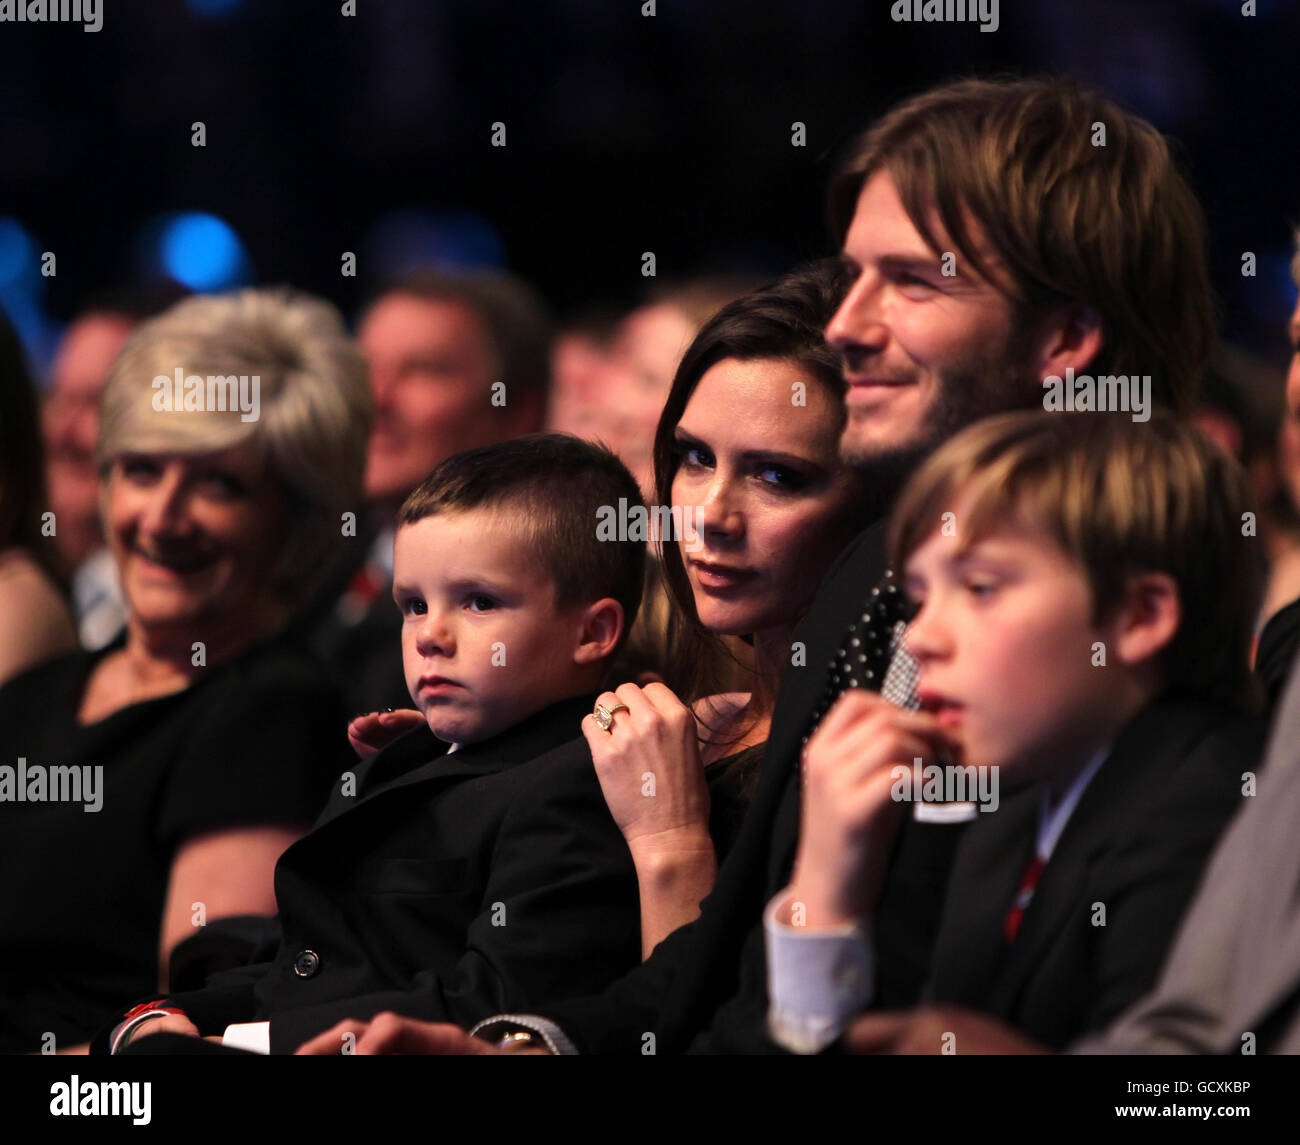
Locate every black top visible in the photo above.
<box><xmin>705</xmin><ymin>742</ymin><xmax>764</xmax><ymax>862</ymax></box>
<box><xmin>0</xmin><ymin>631</ymin><xmax>351</xmax><ymax>1053</ymax></box>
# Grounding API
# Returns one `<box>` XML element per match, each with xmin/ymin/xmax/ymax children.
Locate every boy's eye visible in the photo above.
<box><xmin>466</xmin><ymin>595</ymin><xmax>497</xmax><ymax>612</ymax></box>
<box><xmin>403</xmin><ymin>598</ymin><xmax>427</xmax><ymax>616</ymax></box>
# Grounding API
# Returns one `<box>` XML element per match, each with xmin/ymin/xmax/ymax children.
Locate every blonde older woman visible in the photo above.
<box><xmin>0</xmin><ymin>288</ymin><xmax>370</xmax><ymax>1054</ymax></box>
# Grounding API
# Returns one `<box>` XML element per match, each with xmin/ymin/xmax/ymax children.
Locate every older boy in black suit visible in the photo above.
<box><xmin>100</xmin><ymin>435</ymin><xmax>644</xmax><ymax>1054</ymax></box>
<box><xmin>770</xmin><ymin>411</ymin><xmax>1264</xmax><ymax>1050</ymax></box>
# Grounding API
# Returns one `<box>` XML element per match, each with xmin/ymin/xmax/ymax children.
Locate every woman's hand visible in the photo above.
<box><xmin>582</xmin><ymin>682</ymin><xmax>718</xmax><ymax>957</ymax></box>
<box><xmin>347</xmin><ymin>709</ymin><xmax>426</xmax><ymax>760</ymax></box>
<box><xmin>582</xmin><ymin>682</ymin><xmax>713</xmax><ymax>852</ymax></box>
<box><xmin>786</xmin><ymin>690</ymin><xmax>958</xmax><ymax>928</ymax></box>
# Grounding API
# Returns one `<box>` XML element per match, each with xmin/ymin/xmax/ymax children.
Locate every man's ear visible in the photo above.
<box><xmin>573</xmin><ymin>598</ymin><xmax>625</xmax><ymax>665</ymax></box>
<box><xmin>1108</xmin><ymin>572</ymin><xmax>1181</xmax><ymax>669</ymax></box>
<box><xmin>1031</xmin><ymin>302</ymin><xmax>1104</xmax><ymax>382</ymax></box>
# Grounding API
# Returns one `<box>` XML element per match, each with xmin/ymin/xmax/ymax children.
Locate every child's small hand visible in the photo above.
<box><xmin>347</xmin><ymin>709</ymin><xmax>426</xmax><ymax>760</ymax></box>
<box><xmin>786</xmin><ymin>690</ymin><xmax>958</xmax><ymax>928</ymax></box>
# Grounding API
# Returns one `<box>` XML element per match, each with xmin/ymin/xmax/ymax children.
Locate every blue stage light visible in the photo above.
<box><xmin>0</xmin><ymin>217</ymin><xmax>38</xmax><ymax>288</ymax></box>
<box><xmin>186</xmin><ymin>0</ymin><xmax>244</xmax><ymax>17</ymax></box>
<box><xmin>157</xmin><ymin>212</ymin><xmax>249</xmax><ymax>292</ymax></box>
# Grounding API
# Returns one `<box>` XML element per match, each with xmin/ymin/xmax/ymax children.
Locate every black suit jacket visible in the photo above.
<box><xmin>96</xmin><ymin>694</ymin><xmax>641</xmax><ymax>1054</ymax></box>
<box><xmin>543</xmin><ymin>521</ymin><xmax>970</xmax><ymax>1053</ymax></box>
<box><xmin>926</xmin><ymin>698</ymin><xmax>1264</xmax><ymax>1049</ymax></box>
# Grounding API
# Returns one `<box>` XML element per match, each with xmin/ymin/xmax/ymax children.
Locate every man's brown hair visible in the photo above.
<box><xmin>889</xmin><ymin>411</ymin><xmax>1262</xmax><ymax>714</ymax></box>
<box><xmin>829</xmin><ymin>76</ymin><xmax>1214</xmax><ymax>413</ymax></box>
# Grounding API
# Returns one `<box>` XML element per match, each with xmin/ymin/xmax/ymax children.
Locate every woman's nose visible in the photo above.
<box><xmin>138</xmin><ymin>469</ymin><xmax>193</xmax><ymax>536</ymax></box>
<box><xmin>694</xmin><ymin>476</ymin><xmax>743</xmax><ymax>540</ymax></box>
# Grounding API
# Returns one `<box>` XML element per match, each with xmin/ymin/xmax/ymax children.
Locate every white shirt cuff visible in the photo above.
<box><xmin>764</xmin><ymin>891</ymin><xmax>874</xmax><ymax>1054</ymax></box>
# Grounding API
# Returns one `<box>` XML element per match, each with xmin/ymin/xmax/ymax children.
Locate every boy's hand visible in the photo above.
<box><xmin>786</xmin><ymin>690</ymin><xmax>958</xmax><ymax>928</ymax></box>
<box><xmin>581</xmin><ymin>682</ymin><xmax>713</xmax><ymax>856</ymax></box>
<box><xmin>347</xmin><ymin>709</ymin><xmax>425</xmax><ymax>760</ymax></box>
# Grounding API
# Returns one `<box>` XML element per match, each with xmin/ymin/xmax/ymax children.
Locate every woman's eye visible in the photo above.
<box><xmin>120</xmin><ymin>458</ymin><xmax>161</xmax><ymax>481</ymax></box>
<box><xmin>964</xmin><ymin>579</ymin><xmax>999</xmax><ymax>599</ymax></box>
<box><xmin>757</xmin><ymin>465</ymin><xmax>808</xmax><ymax>491</ymax></box>
<box><xmin>677</xmin><ymin>443</ymin><xmax>713</xmax><ymax>470</ymax></box>
<box><xmin>200</xmin><ymin>473</ymin><xmax>247</xmax><ymax>498</ymax></box>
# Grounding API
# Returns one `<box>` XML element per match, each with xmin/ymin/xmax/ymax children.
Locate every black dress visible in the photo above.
<box><xmin>0</xmin><ymin>631</ymin><xmax>352</xmax><ymax>1053</ymax></box>
<box><xmin>704</xmin><ymin>742</ymin><xmax>764</xmax><ymax>862</ymax></box>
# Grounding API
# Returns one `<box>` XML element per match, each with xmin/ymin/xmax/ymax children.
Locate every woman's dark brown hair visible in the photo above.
<box><xmin>651</xmin><ymin>258</ymin><xmax>867</xmax><ymax>712</ymax></box>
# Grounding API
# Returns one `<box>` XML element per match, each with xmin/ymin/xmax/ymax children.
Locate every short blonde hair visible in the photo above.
<box><xmin>889</xmin><ymin>411</ymin><xmax>1262</xmax><ymax>714</ymax></box>
<box><xmin>98</xmin><ymin>287</ymin><xmax>371</xmax><ymax>600</ymax></box>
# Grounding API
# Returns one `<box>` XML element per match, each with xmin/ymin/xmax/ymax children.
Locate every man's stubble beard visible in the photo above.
<box><xmin>838</xmin><ymin>325</ymin><xmax>1044</xmax><ymax>519</ymax></box>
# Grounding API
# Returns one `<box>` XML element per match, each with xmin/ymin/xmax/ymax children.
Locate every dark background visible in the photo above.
<box><xmin>2</xmin><ymin>0</ymin><xmax>1298</xmax><ymax>373</ymax></box>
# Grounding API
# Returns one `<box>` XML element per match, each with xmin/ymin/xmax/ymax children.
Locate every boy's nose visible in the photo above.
<box><xmin>415</xmin><ymin>613</ymin><xmax>455</xmax><ymax>657</ymax></box>
<box><xmin>902</xmin><ymin>601</ymin><xmax>950</xmax><ymax>665</ymax></box>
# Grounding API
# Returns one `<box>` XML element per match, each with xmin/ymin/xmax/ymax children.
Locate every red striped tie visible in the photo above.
<box><xmin>1003</xmin><ymin>854</ymin><xmax>1045</xmax><ymax>945</ymax></box>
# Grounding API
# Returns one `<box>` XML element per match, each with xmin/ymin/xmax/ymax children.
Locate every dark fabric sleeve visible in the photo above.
<box><xmin>89</xmin><ymin>960</ymin><xmax>269</xmax><ymax>1053</ymax></box>
<box><xmin>154</xmin><ymin>650</ymin><xmax>350</xmax><ymax>849</ymax></box>
<box><xmin>1081</xmin><ymin>728</ymin><xmax>1260</xmax><ymax>1037</ymax></box>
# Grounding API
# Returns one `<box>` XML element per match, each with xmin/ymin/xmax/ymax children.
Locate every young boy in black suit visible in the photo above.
<box><xmin>101</xmin><ymin>434</ymin><xmax>646</xmax><ymax>1054</ymax></box>
<box><xmin>769</xmin><ymin>411</ymin><xmax>1265</xmax><ymax>1051</ymax></box>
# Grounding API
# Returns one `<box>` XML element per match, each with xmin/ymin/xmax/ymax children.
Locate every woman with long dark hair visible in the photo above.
<box><xmin>583</xmin><ymin>261</ymin><xmax>873</xmax><ymax>956</ymax></box>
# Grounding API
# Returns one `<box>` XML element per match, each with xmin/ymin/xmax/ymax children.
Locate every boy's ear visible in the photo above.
<box><xmin>1108</xmin><ymin>572</ymin><xmax>1181</xmax><ymax>669</ymax></box>
<box><xmin>1031</xmin><ymin>302</ymin><xmax>1104</xmax><ymax>383</ymax></box>
<box><xmin>572</xmin><ymin>597</ymin><xmax>625</xmax><ymax>665</ymax></box>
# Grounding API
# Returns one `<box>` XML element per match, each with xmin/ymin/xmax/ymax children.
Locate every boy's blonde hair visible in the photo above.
<box><xmin>889</xmin><ymin>411</ymin><xmax>1262</xmax><ymax>713</ymax></box>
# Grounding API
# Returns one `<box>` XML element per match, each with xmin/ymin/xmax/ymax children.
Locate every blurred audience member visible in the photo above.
<box><xmin>297</xmin><ymin>268</ymin><xmax>552</xmax><ymax>714</ymax></box>
<box><xmin>1255</xmin><ymin>253</ymin><xmax>1300</xmax><ymax>707</ymax></box>
<box><xmin>571</xmin><ymin>278</ymin><xmax>763</xmax><ymax>496</ymax></box>
<box><xmin>0</xmin><ymin>305</ymin><xmax>77</xmax><ymax>686</ymax></box>
<box><xmin>43</xmin><ymin>284</ymin><xmax>190</xmax><ymax>649</ymax></box>
<box><xmin>0</xmin><ymin>288</ymin><xmax>367</xmax><ymax>1053</ymax></box>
